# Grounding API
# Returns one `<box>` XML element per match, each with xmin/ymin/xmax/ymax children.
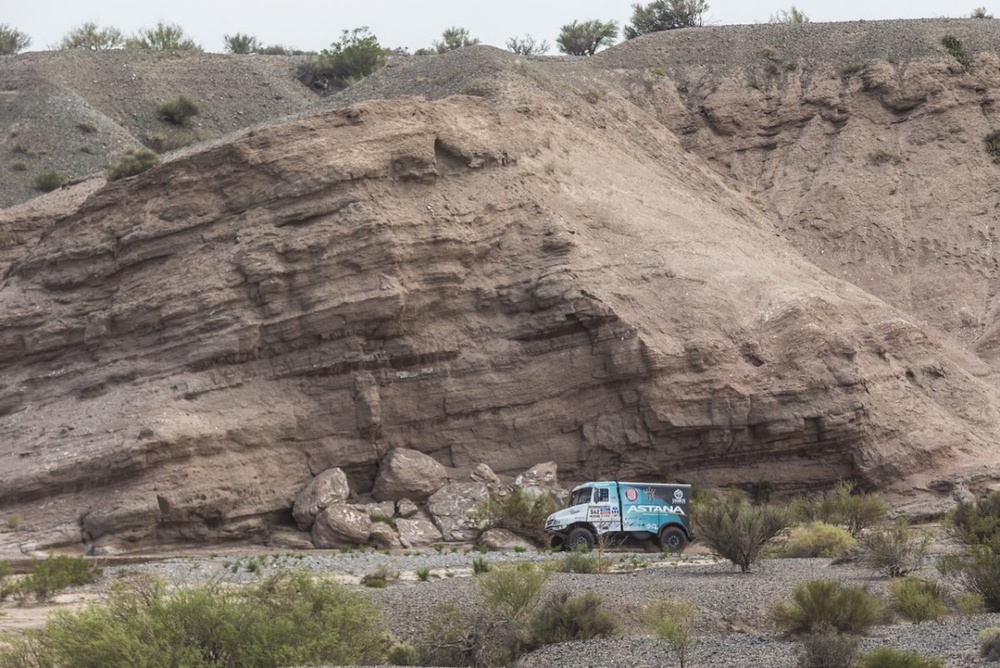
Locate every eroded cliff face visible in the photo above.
<box><xmin>4</xmin><ymin>38</ymin><xmax>1000</xmax><ymax>552</ymax></box>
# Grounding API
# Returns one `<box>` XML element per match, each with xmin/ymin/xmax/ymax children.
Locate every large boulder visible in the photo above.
<box><xmin>514</xmin><ymin>461</ymin><xmax>568</xmax><ymax>503</ymax></box>
<box><xmin>478</xmin><ymin>528</ymin><xmax>536</xmax><ymax>552</ymax></box>
<box><xmin>396</xmin><ymin>498</ymin><xmax>420</xmax><ymax>519</ymax></box>
<box><xmin>369</xmin><ymin>522</ymin><xmax>402</xmax><ymax>549</ymax></box>
<box><xmin>293</xmin><ymin>468</ymin><xmax>351</xmax><ymax>531</ymax></box>
<box><xmin>373</xmin><ymin>449</ymin><xmax>449</xmax><ymax>502</ymax></box>
<box><xmin>396</xmin><ymin>513</ymin><xmax>443</xmax><ymax>548</ymax></box>
<box><xmin>427</xmin><ymin>481</ymin><xmax>489</xmax><ymax>542</ymax></box>
<box><xmin>311</xmin><ymin>504</ymin><xmax>372</xmax><ymax>548</ymax></box>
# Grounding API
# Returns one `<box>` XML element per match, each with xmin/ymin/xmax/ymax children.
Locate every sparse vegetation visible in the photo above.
<box><xmin>416</xmin><ymin>567</ymin><xmax>432</xmax><ymax>581</ymax></box>
<box><xmin>788</xmin><ymin>481</ymin><xmax>888</xmax><ymax>537</ymax></box>
<box><xmin>950</xmin><ymin>490</ymin><xmax>1000</xmax><ymax>548</ymax></box>
<box><xmin>647</xmin><ymin>600</ymin><xmax>696</xmax><ymax>668</ymax></box>
<box><xmin>472</xmin><ymin>556</ymin><xmax>491</xmax><ymax>575</ymax></box>
<box><xmin>434</xmin><ymin>27</ymin><xmax>480</xmax><ymax>53</ymax></box>
<box><xmin>506</xmin><ymin>34</ymin><xmax>550</xmax><ymax>56</ymax></box>
<box><xmin>126</xmin><ymin>21</ymin><xmax>201</xmax><ymax>51</ymax></box>
<box><xmin>59</xmin><ymin>23</ymin><xmax>124</xmax><ymax>50</ymax></box>
<box><xmin>798</xmin><ymin>624</ymin><xmax>861</xmax><ymax>668</ymax></box>
<box><xmin>625</xmin><ymin>0</ymin><xmax>709</xmax><ymax>38</ymax></box>
<box><xmin>555</xmin><ymin>549</ymin><xmax>613</xmax><ymax>574</ymax></box>
<box><xmin>34</xmin><ymin>170</ymin><xmax>67</xmax><ymax>192</ymax></box>
<box><xmin>888</xmin><ymin>577</ymin><xmax>948</xmax><ymax>623</ymax></box>
<box><xmin>980</xmin><ymin>627</ymin><xmax>1000</xmax><ymax>661</ymax></box>
<box><xmin>0</xmin><ymin>571</ymin><xmax>389</xmax><ymax>667</ymax></box>
<box><xmin>772</xmin><ymin>580</ymin><xmax>885</xmax><ymax>636</ymax></box>
<box><xmin>986</xmin><ymin>131</ymin><xmax>1000</xmax><ymax>163</ymax></box>
<box><xmin>556</xmin><ymin>19</ymin><xmax>619</xmax><ymax>56</ymax></box>
<box><xmin>107</xmin><ymin>148</ymin><xmax>160</xmax><ymax>181</ymax></box>
<box><xmin>0</xmin><ymin>24</ymin><xmax>31</xmax><ymax>55</ymax></box>
<box><xmin>769</xmin><ymin>6</ymin><xmax>810</xmax><ymax>23</ymax></box>
<box><xmin>782</xmin><ymin>522</ymin><xmax>857</xmax><ymax>559</ymax></box>
<box><xmin>972</xmin><ymin>6</ymin><xmax>994</xmax><ymax>18</ymax></box>
<box><xmin>10</xmin><ymin>554</ymin><xmax>101</xmax><ymax>603</ymax></box>
<box><xmin>860</xmin><ymin>520</ymin><xmax>928</xmax><ymax>577</ymax></box>
<box><xmin>858</xmin><ymin>647</ymin><xmax>945</xmax><ymax>668</ymax></box>
<box><xmin>157</xmin><ymin>94</ymin><xmax>200</xmax><ymax>125</ymax></box>
<box><xmin>942</xmin><ymin>35</ymin><xmax>971</xmax><ymax>71</ymax></box>
<box><xmin>11</xmin><ymin>162</ymin><xmax>27</xmax><ymax>172</ymax></box>
<box><xmin>868</xmin><ymin>149</ymin><xmax>903</xmax><ymax>166</ymax></box>
<box><xmin>530</xmin><ymin>591</ymin><xmax>619</xmax><ymax>646</ymax></box>
<box><xmin>693</xmin><ymin>494</ymin><xmax>789</xmax><ymax>572</ymax></box>
<box><xmin>938</xmin><ymin>544</ymin><xmax>1000</xmax><ymax>612</ymax></box>
<box><xmin>7</xmin><ymin>513</ymin><xmax>22</xmax><ymax>530</ymax></box>
<box><xmin>469</xmin><ymin>487</ymin><xmax>559</xmax><ymax>546</ymax></box>
<box><xmin>0</xmin><ymin>559</ymin><xmax>14</xmax><ymax>601</ymax></box>
<box><xmin>297</xmin><ymin>27</ymin><xmax>387</xmax><ymax>92</ymax></box>
<box><xmin>224</xmin><ymin>33</ymin><xmax>263</xmax><ymax>54</ymax></box>
<box><xmin>957</xmin><ymin>591</ymin><xmax>986</xmax><ymax>616</ymax></box>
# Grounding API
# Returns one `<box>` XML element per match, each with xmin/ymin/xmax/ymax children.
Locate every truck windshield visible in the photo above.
<box><xmin>569</xmin><ymin>488</ymin><xmax>592</xmax><ymax>506</ymax></box>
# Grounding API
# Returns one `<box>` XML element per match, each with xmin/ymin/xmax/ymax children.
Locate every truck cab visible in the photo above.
<box><xmin>544</xmin><ymin>481</ymin><xmax>692</xmax><ymax>552</ymax></box>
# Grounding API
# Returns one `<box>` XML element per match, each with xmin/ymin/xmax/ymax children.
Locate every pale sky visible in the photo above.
<box><xmin>5</xmin><ymin>0</ymin><xmax>974</xmax><ymax>54</ymax></box>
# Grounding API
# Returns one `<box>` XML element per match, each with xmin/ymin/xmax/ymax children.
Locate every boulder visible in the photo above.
<box><xmin>267</xmin><ymin>529</ymin><xmax>316</xmax><ymax>550</ymax></box>
<box><xmin>478</xmin><ymin>528</ymin><xmax>536</xmax><ymax>552</ymax></box>
<box><xmin>367</xmin><ymin>501</ymin><xmax>396</xmax><ymax>520</ymax></box>
<box><xmin>369</xmin><ymin>522</ymin><xmax>402</xmax><ymax>549</ymax></box>
<box><xmin>373</xmin><ymin>448</ymin><xmax>449</xmax><ymax>502</ymax></box>
<box><xmin>311</xmin><ymin>504</ymin><xmax>372</xmax><ymax>548</ymax></box>
<box><xmin>514</xmin><ymin>461</ymin><xmax>568</xmax><ymax>504</ymax></box>
<box><xmin>396</xmin><ymin>513</ymin><xmax>443</xmax><ymax>548</ymax></box>
<box><xmin>293</xmin><ymin>468</ymin><xmax>351</xmax><ymax>531</ymax></box>
<box><xmin>427</xmin><ymin>481</ymin><xmax>489</xmax><ymax>542</ymax></box>
<box><xmin>471</xmin><ymin>463</ymin><xmax>505</xmax><ymax>495</ymax></box>
<box><xmin>396</xmin><ymin>498</ymin><xmax>420</xmax><ymax>519</ymax></box>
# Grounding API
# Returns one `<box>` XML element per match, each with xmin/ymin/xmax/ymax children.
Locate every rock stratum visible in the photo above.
<box><xmin>3</xmin><ymin>19</ymin><xmax>1000</xmax><ymax>553</ymax></box>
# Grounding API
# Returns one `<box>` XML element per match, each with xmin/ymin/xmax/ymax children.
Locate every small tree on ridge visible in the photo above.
<box><xmin>556</xmin><ymin>19</ymin><xmax>619</xmax><ymax>56</ymax></box>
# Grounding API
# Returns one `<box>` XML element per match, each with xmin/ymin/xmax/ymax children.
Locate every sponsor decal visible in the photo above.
<box><xmin>673</xmin><ymin>489</ymin><xmax>686</xmax><ymax>503</ymax></box>
<box><xmin>624</xmin><ymin>487</ymin><xmax>639</xmax><ymax>502</ymax></box>
<box><xmin>626</xmin><ymin>504</ymin><xmax>686</xmax><ymax>516</ymax></box>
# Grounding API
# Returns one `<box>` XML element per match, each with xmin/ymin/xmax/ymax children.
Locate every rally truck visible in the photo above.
<box><xmin>544</xmin><ymin>481</ymin><xmax>692</xmax><ymax>552</ymax></box>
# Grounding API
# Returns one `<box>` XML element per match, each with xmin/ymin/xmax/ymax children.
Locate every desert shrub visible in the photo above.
<box><xmin>980</xmin><ymin>627</ymin><xmax>1000</xmax><ymax>661</ymax></box>
<box><xmin>433</xmin><ymin>26</ymin><xmax>480</xmax><ymax>53</ymax></box>
<box><xmin>0</xmin><ymin>571</ymin><xmax>389</xmax><ymax>667</ymax></box>
<box><xmin>15</xmin><ymin>555</ymin><xmax>102</xmax><ymax>602</ymax></box>
<box><xmin>797</xmin><ymin>624</ymin><xmax>860</xmax><ymax>668</ymax></box>
<box><xmin>772</xmin><ymin>580</ymin><xmax>885</xmax><ymax>636</ymax></box>
<box><xmin>224</xmin><ymin>33</ymin><xmax>262</xmax><ymax>54</ymax></box>
<box><xmin>956</xmin><ymin>591</ymin><xmax>986</xmax><ymax>616</ymax></box>
<box><xmin>694</xmin><ymin>495</ymin><xmax>789</xmax><ymax>572</ymax></box>
<box><xmin>11</xmin><ymin>162</ymin><xmax>27</xmax><ymax>172</ymax></box>
<box><xmin>529</xmin><ymin>591</ymin><xmax>618</xmax><ymax>646</ymax></box>
<box><xmin>938</xmin><ymin>544</ymin><xmax>1000</xmax><ymax>612</ymax></box>
<box><xmin>0</xmin><ymin>24</ymin><xmax>31</xmax><ymax>55</ymax></box>
<box><xmin>942</xmin><ymin>35</ymin><xmax>971</xmax><ymax>71</ymax></box>
<box><xmin>472</xmin><ymin>556</ymin><xmax>491</xmax><ymax>575</ymax></box>
<box><xmin>416</xmin><ymin>567</ymin><xmax>431</xmax><ymax>582</ymax></box>
<box><xmin>789</xmin><ymin>481</ymin><xmax>887</xmax><ymax>537</ymax></box>
<box><xmin>973</xmin><ymin>6</ymin><xmax>995</xmax><ymax>18</ymax></box>
<box><xmin>858</xmin><ymin>647</ymin><xmax>944</xmax><ymax>668</ymax></box>
<box><xmin>0</xmin><ymin>560</ymin><xmax>14</xmax><ymax>601</ymax></box>
<box><xmin>860</xmin><ymin>520</ymin><xmax>928</xmax><ymax>577</ymax></box>
<box><xmin>157</xmin><ymin>95</ymin><xmax>200</xmax><ymax>125</ymax></box>
<box><xmin>949</xmin><ymin>490</ymin><xmax>1000</xmax><ymax>549</ymax></box>
<box><xmin>868</xmin><ymin>150</ymin><xmax>902</xmax><ymax>166</ymax></box>
<box><xmin>556</xmin><ymin>19</ymin><xmax>619</xmax><ymax>56</ymax></box>
<box><xmin>480</xmin><ymin>563</ymin><xmax>548</xmax><ymax>618</ymax></box>
<box><xmin>506</xmin><ymin>34</ymin><xmax>550</xmax><ymax>56</ymax></box>
<box><xmin>783</xmin><ymin>522</ymin><xmax>858</xmax><ymax>559</ymax></box>
<box><xmin>986</xmin><ymin>131</ymin><xmax>1000</xmax><ymax>164</ymax></box>
<box><xmin>625</xmin><ymin>0</ymin><xmax>709</xmax><ymax>38</ymax></box>
<box><xmin>770</xmin><ymin>6</ymin><xmax>811</xmax><ymax>23</ymax></box>
<box><xmin>387</xmin><ymin>642</ymin><xmax>420</xmax><ymax>665</ymax></box>
<box><xmin>59</xmin><ymin>23</ymin><xmax>123</xmax><ymax>50</ymax></box>
<box><xmin>888</xmin><ymin>578</ymin><xmax>948</xmax><ymax>623</ymax></box>
<box><xmin>554</xmin><ymin>550</ymin><xmax>612</xmax><ymax>574</ymax></box>
<box><xmin>107</xmin><ymin>149</ymin><xmax>160</xmax><ymax>181</ymax></box>
<box><xmin>7</xmin><ymin>513</ymin><xmax>22</xmax><ymax>530</ymax></box>
<box><xmin>126</xmin><ymin>21</ymin><xmax>201</xmax><ymax>50</ymax></box>
<box><xmin>34</xmin><ymin>171</ymin><xmax>66</xmax><ymax>192</ymax></box>
<box><xmin>647</xmin><ymin>600</ymin><xmax>696</xmax><ymax>668</ymax></box>
<box><xmin>297</xmin><ymin>27</ymin><xmax>387</xmax><ymax>92</ymax></box>
<box><xmin>469</xmin><ymin>487</ymin><xmax>559</xmax><ymax>546</ymax></box>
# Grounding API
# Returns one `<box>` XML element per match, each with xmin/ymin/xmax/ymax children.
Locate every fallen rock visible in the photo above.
<box><xmin>293</xmin><ymin>468</ymin><xmax>351</xmax><ymax>531</ymax></box>
<box><xmin>396</xmin><ymin>512</ymin><xmax>443</xmax><ymax>548</ymax></box>
<box><xmin>478</xmin><ymin>528</ymin><xmax>536</xmax><ymax>552</ymax></box>
<box><xmin>311</xmin><ymin>505</ymin><xmax>372</xmax><ymax>548</ymax></box>
<box><xmin>369</xmin><ymin>522</ymin><xmax>401</xmax><ymax>549</ymax></box>
<box><xmin>373</xmin><ymin>449</ymin><xmax>449</xmax><ymax>502</ymax></box>
<box><xmin>367</xmin><ymin>501</ymin><xmax>396</xmax><ymax>521</ymax></box>
<box><xmin>267</xmin><ymin>529</ymin><xmax>316</xmax><ymax>551</ymax></box>
<box><xmin>427</xmin><ymin>481</ymin><xmax>489</xmax><ymax>542</ymax></box>
<box><xmin>396</xmin><ymin>498</ymin><xmax>420</xmax><ymax>519</ymax></box>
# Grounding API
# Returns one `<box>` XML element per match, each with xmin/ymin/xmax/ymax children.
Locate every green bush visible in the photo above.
<box><xmin>888</xmin><ymin>578</ymin><xmax>948</xmax><ymax>623</ymax></box>
<box><xmin>986</xmin><ymin>131</ymin><xmax>1000</xmax><ymax>164</ymax></box>
<box><xmin>506</xmin><ymin>34</ymin><xmax>550</xmax><ymax>56</ymax></box>
<box><xmin>556</xmin><ymin>19</ymin><xmax>619</xmax><ymax>56</ymax></box>
<box><xmin>625</xmin><ymin>0</ymin><xmax>709</xmax><ymax>38</ymax></box>
<box><xmin>0</xmin><ymin>571</ymin><xmax>389</xmax><ymax>667</ymax></box>
<box><xmin>34</xmin><ymin>171</ymin><xmax>67</xmax><ymax>192</ymax></box>
<box><xmin>0</xmin><ymin>24</ymin><xmax>32</xmax><ymax>54</ymax></box>
<box><xmin>433</xmin><ymin>26</ymin><xmax>480</xmax><ymax>53</ymax></box>
<box><xmin>858</xmin><ymin>647</ymin><xmax>944</xmax><ymax>668</ymax></box>
<box><xmin>797</xmin><ymin>624</ymin><xmax>860</xmax><ymax>668</ymax></box>
<box><xmin>980</xmin><ymin>627</ymin><xmax>1000</xmax><ymax>661</ymax></box>
<box><xmin>693</xmin><ymin>495</ymin><xmax>789</xmax><ymax>572</ymax></box>
<box><xmin>788</xmin><ymin>481</ymin><xmax>887</xmax><ymax>537</ymax></box>
<box><xmin>470</xmin><ymin>487</ymin><xmax>559</xmax><ymax>546</ymax></box>
<box><xmin>224</xmin><ymin>33</ymin><xmax>262</xmax><ymax>54</ymax></box>
<box><xmin>126</xmin><ymin>21</ymin><xmax>201</xmax><ymax>50</ymax></box>
<box><xmin>772</xmin><ymin>580</ymin><xmax>885</xmax><ymax>636</ymax></box>
<box><xmin>479</xmin><ymin>563</ymin><xmax>548</xmax><ymax>618</ymax></box>
<box><xmin>158</xmin><ymin>95</ymin><xmax>200</xmax><ymax>125</ymax></box>
<box><xmin>553</xmin><ymin>549</ymin><xmax>612</xmax><ymax>574</ymax></box>
<box><xmin>13</xmin><ymin>555</ymin><xmax>102</xmax><ymax>603</ymax></box>
<box><xmin>938</xmin><ymin>544</ymin><xmax>1000</xmax><ymax>612</ymax></box>
<box><xmin>0</xmin><ymin>559</ymin><xmax>14</xmax><ymax>601</ymax></box>
<box><xmin>783</xmin><ymin>522</ymin><xmax>857</xmax><ymax>559</ymax></box>
<box><xmin>956</xmin><ymin>591</ymin><xmax>986</xmax><ymax>617</ymax></box>
<box><xmin>860</xmin><ymin>520</ymin><xmax>928</xmax><ymax>577</ymax></box>
<box><xmin>416</xmin><ymin>567</ymin><xmax>431</xmax><ymax>582</ymax></box>
<box><xmin>297</xmin><ymin>27</ymin><xmax>387</xmax><ymax>92</ymax></box>
<box><xmin>942</xmin><ymin>35</ymin><xmax>971</xmax><ymax>71</ymax></box>
<box><xmin>107</xmin><ymin>149</ymin><xmax>160</xmax><ymax>181</ymax></box>
<box><xmin>529</xmin><ymin>591</ymin><xmax>618</xmax><ymax>646</ymax></box>
<box><xmin>472</xmin><ymin>556</ymin><xmax>491</xmax><ymax>575</ymax></box>
<box><xmin>647</xmin><ymin>600</ymin><xmax>696</xmax><ymax>668</ymax></box>
<box><xmin>59</xmin><ymin>23</ymin><xmax>123</xmax><ymax>50</ymax></box>
<box><xmin>949</xmin><ymin>491</ymin><xmax>1000</xmax><ymax>549</ymax></box>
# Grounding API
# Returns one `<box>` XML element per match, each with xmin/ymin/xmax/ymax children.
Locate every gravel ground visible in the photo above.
<box><xmin>96</xmin><ymin>549</ymin><xmax>1000</xmax><ymax>667</ymax></box>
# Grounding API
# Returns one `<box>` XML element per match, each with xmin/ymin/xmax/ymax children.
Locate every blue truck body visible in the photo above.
<box><xmin>544</xmin><ymin>481</ymin><xmax>692</xmax><ymax>552</ymax></box>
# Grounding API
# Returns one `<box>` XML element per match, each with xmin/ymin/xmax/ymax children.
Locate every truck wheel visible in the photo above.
<box><xmin>566</xmin><ymin>527</ymin><xmax>595</xmax><ymax>552</ymax></box>
<box><xmin>660</xmin><ymin>526</ymin><xmax>688</xmax><ymax>553</ymax></box>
